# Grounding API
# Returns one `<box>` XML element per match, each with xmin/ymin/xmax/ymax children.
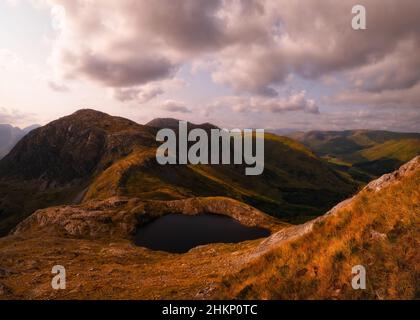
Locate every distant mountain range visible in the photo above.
<box><xmin>0</xmin><ymin>124</ymin><xmax>40</xmax><ymax>159</ymax></box>
<box><xmin>288</xmin><ymin>130</ymin><xmax>420</xmax><ymax>182</ymax></box>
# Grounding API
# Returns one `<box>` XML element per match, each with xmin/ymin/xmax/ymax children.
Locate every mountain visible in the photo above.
<box><xmin>0</xmin><ymin>109</ymin><xmax>155</xmax><ymax>183</ymax></box>
<box><xmin>86</xmin><ymin>117</ymin><xmax>356</xmax><ymax>222</ymax></box>
<box><xmin>0</xmin><ymin>156</ymin><xmax>417</xmax><ymax>299</ymax></box>
<box><xmin>0</xmin><ymin>109</ymin><xmax>156</xmax><ymax>235</ymax></box>
<box><xmin>289</xmin><ymin>130</ymin><xmax>420</xmax><ymax>181</ymax></box>
<box><xmin>0</xmin><ymin>109</ymin><xmax>356</xmax><ymax>235</ymax></box>
<box><xmin>0</xmin><ymin>124</ymin><xmax>39</xmax><ymax>159</ymax></box>
<box><xmin>147</xmin><ymin>117</ymin><xmax>219</xmax><ymax>131</ymax></box>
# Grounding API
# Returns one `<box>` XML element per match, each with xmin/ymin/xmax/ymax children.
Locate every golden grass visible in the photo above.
<box><xmin>218</xmin><ymin>169</ymin><xmax>420</xmax><ymax>299</ymax></box>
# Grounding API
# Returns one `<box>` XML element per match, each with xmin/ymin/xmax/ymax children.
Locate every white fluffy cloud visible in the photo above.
<box><xmin>0</xmin><ymin>107</ymin><xmax>36</xmax><ymax>127</ymax></box>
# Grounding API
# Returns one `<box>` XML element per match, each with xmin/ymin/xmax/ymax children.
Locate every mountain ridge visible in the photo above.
<box><xmin>0</xmin><ymin>109</ymin><xmax>356</xmax><ymax>235</ymax></box>
<box><xmin>289</xmin><ymin>130</ymin><xmax>420</xmax><ymax>182</ymax></box>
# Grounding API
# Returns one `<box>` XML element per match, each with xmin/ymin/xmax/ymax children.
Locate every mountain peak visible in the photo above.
<box><xmin>146</xmin><ymin>118</ymin><xmax>181</xmax><ymax>129</ymax></box>
<box><xmin>0</xmin><ymin>109</ymin><xmax>154</xmax><ymax>184</ymax></box>
<box><xmin>71</xmin><ymin>108</ymin><xmax>109</xmax><ymax>116</ymax></box>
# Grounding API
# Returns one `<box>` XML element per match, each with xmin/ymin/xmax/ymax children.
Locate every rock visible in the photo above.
<box><xmin>365</xmin><ymin>156</ymin><xmax>420</xmax><ymax>192</ymax></box>
<box><xmin>13</xmin><ymin>196</ymin><xmax>280</xmax><ymax>240</ymax></box>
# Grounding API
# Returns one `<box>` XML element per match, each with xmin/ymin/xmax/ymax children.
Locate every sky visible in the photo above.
<box><xmin>0</xmin><ymin>0</ymin><xmax>420</xmax><ymax>132</ymax></box>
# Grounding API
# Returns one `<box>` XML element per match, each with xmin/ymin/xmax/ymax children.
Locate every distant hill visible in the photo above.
<box><xmin>0</xmin><ymin>109</ymin><xmax>356</xmax><ymax>235</ymax></box>
<box><xmin>268</xmin><ymin>128</ymin><xmax>302</xmax><ymax>136</ymax></box>
<box><xmin>147</xmin><ymin>118</ymin><xmax>219</xmax><ymax>131</ymax></box>
<box><xmin>289</xmin><ymin>130</ymin><xmax>420</xmax><ymax>181</ymax></box>
<box><xmin>0</xmin><ymin>124</ymin><xmax>39</xmax><ymax>159</ymax></box>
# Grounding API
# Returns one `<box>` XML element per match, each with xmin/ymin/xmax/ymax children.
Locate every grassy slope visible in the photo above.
<box><xmin>217</xmin><ymin>159</ymin><xmax>420</xmax><ymax>299</ymax></box>
<box><xmin>360</xmin><ymin>139</ymin><xmax>420</xmax><ymax>162</ymax></box>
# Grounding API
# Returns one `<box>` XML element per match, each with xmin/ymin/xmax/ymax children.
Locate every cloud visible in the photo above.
<box><xmin>113</xmin><ymin>86</ymin><xmax>164</xmax><ymax>103</ymax></box>
<box><xmin>161</xmin><ymin>100</ymin><xmax>191</xmax><ymax>113</ymax></box>
<box><xmin>345</xmin><ymin>39</ymin><xmax>420</xmax><ymax>93</ymax></box>
<box><xmin>47</xmin><ymin>0</ymin><xmax>226</xmax><ymax>89</ymax></box>
<box><xmin>327</xmin><ymin>82</ymin><xmax>420</xmax><ymax>109</ymax></box>
<box><xmin>0</xmin><ymin>108</ymin><xmax>36</xmax><ymax>127</ymax></box>
<box><xmin>211</xmin><ymin>91</ymin><xmax>319</xmax><ymax>115</ymax></box>
<box><xmin>43</xmin><ymin>0</ymin><xmax>420</xmax><ymax>110</ymax></box>
<box><xmin>211</xmin><ymin>0</ymin><xmax>420</xmax><ymax>97</ymax></box>
<box><xmin>48</xmin><ymin>80</ymin><xmax>69</xmax><ymax>92</ymax></box>
<box><xmin>112</xmin><ymin>78</ymin><xmax>185</xmax><ymax>103</ymax></box>
<box><xmin>303</xmin><ymin>109</ymin><xmax>420</xmax><ymax>133</ymax></box>
<box><xmin>62</xmin><ymin>52</ymin><xmax>177</xmax><ymax>88</ymax></box>
<box><xmin>0</xmin><ymin>49</ymin><xmax>22</xmax><ymax>71</ymax></box>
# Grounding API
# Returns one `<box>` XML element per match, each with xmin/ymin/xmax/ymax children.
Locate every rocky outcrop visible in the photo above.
<box><xmin>12</xmin><ymin>196</ymin><xmax>284</xmax><ymax>239</ymax></box>
<box><xmin>143</xmin><ymin>197</ymin><xmax>282</xmax><ymax>230</ymax></box>
<box><xmin>364</xmin><ymin>155</ymin><xmax>419</xmax><ymax>192</ymax></box>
